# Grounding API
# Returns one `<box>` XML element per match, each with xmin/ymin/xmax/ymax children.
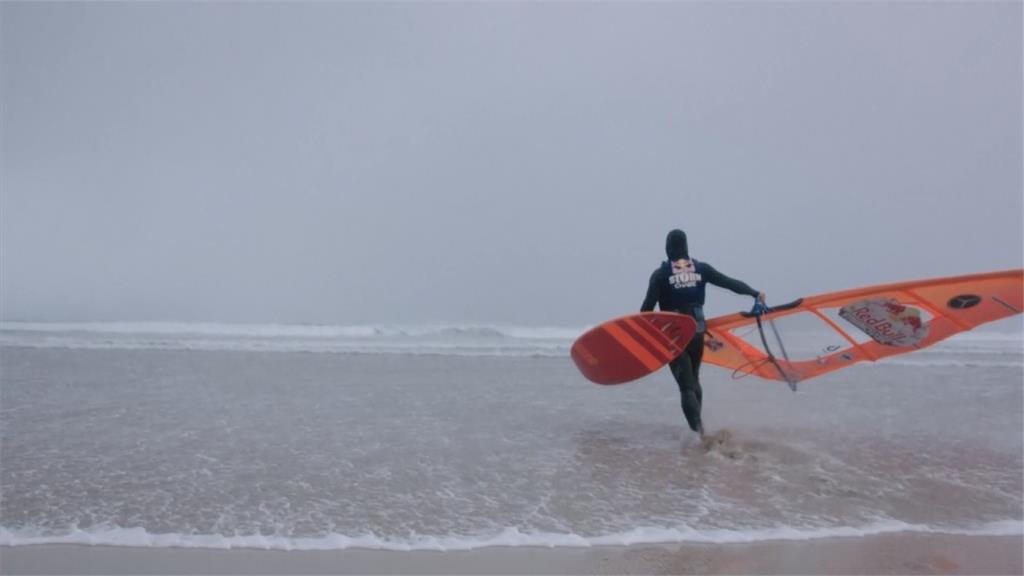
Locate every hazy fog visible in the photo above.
<box><xmin>2</xmin><ymin>2</ymin><xmax>1021</xmax><ymax>326</ymax></box>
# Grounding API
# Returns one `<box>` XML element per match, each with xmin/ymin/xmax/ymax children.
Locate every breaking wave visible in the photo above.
<box><xmin>0</xmin><ymin>321</ymin><xmax>582</xmax><ymax>357</ymax></box>
<box><xmin>1</xmin><ymin>520</ymin><xmax>1020</xmax><ymax>551</ymax></box>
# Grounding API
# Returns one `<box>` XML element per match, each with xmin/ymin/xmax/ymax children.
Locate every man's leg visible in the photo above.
<box><xmin>689</xmin><ymin>334</ymin><xmax>705</xmax><ymax>412</ymax></box>
<box><xmin>669</xmin><ymin>352</ymin><xmax>702</xmax><ymax>434</ymax></box>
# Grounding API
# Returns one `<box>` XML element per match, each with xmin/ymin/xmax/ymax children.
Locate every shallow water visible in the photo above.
<box><xmin>1</xmin><ymin>326</ymin><xmax>1021</xmax><ymax>550</ymax></box>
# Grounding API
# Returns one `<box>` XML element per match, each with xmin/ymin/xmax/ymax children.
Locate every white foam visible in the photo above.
<box><xmin>0</xmin><ymin>322</ymin><xmax>581</xmax><ymax>357</ymax></box>
<box><xmin>0</xmin><ymin>321</ymin><xmax>584</xmax><ymax>340</ymax></box>
<box><xmin>1</xmin><ymin>322</ymin><xmax>1020</xmax><ymax>363</ymax></box>
<box><xmin>870</xmin><ymin>359</ymin><xmax>1024</xmax><ymax>369</ymax></box>
<box><xmin>1</xmin><ymin>520</ymin><xmax>1020</xmax><ymax>551</ymax></box>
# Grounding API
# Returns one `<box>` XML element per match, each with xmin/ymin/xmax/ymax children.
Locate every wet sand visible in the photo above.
<box><xmin>2</xmin><ymin>533</ymin><xmax>1021</xmax><ymax>575</ymax></box>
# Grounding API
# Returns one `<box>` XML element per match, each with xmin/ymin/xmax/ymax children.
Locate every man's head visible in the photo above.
<box><xmin>666</xmin><ymin>229</ymin><xmax>689</xmax><ymax>260</ymax></box>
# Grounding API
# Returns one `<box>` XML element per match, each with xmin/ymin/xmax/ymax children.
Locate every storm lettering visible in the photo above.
<box><xmin>670</xmin><ymin>272</ymin><xmax>701</xmax><ymax>289</ymax></box>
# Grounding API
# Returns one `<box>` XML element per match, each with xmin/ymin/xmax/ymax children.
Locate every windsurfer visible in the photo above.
<box><xmin>641</xmin><ymin>229</ymin><xmax>765</xmax><ymax>437</ymax></box>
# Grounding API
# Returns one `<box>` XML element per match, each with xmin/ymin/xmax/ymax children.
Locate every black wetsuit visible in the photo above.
<box><xmin>641</xmin><ymin>258</ymin><xmax>759</xmax><ymax>433</ymax></box>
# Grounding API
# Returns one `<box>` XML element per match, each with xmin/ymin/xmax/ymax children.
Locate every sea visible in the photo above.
<box><xmin>1</xmin><ymin>321</ymin><xmax>1021</xmax><ymax>551</ymax></box>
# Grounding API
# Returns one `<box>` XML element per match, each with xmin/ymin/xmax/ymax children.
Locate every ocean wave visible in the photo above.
<box><xmin>0</xmin><ymin>337</ymin><xmax>572</xmax><ymax>357</ymax></box>
<box><xmin>1</xmin><ymin>520</ymin><xmax>1020</xmax><ymax>551</ymax></box>
<box><xmin>0</xmin><ymin>322</ymin><xmax>582</xmax><ymax>356</ymax></box>
<box><xmin>0</xmin><ymin>321</ymin><xmax>584</xmax><ymax>340</ymax></box>
<box><xmin>870</xmin><ymin>359</ymin><xmax>1024</xmax><ymax>369</ymax></box>
<box><xmin>1</xmin><ymin>322</ymin><xmax>1019</xmax><ymax>362</ymax></box>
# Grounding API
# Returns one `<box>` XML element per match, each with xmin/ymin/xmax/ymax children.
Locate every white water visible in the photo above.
<box><xmin>0</xmin><ymin>321</ymin><xmax>582</xmax><ymax>356</ymax></box>
<box><xmin>1</xmin><ymin>520</ymin><xmax>1021</xmax><ymax>551</ymax></box>
<box><xmin>2</xmin><ymin>321</ymin><xmax>1019</xmax><ymax>364</ymax></box>
<box><xmin>2</xmin><ymin>324</ymin><xmax>1021</xmax><ymax>551</ymax></box>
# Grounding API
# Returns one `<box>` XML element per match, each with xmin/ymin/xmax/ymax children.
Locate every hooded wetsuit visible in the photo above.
<box><xmin>641</xmin><ymin>229</ymin><xmax>759</xmax><ymax>433</ymax></box>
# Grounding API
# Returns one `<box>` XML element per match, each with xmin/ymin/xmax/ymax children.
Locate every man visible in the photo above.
<box><xmin>641</xmin><ymin>229</ymin><xmax>764</xmax><ymax>437</ymax></box>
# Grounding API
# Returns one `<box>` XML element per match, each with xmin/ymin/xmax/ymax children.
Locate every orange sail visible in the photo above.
<box><xmin>702</xmin><ymin>269</ymin><xmax>1023</xmax><ymax>385</ymax></box>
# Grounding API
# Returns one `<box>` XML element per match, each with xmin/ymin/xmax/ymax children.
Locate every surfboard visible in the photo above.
<box><xmin>571</xmin><ymin>312</ymin><xmax>698</xmax><ymax>385</ymax></box>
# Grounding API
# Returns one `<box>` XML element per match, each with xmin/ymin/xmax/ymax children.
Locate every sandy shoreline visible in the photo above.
<box><xmin>2</xmin><ymin>533</ymin><xmax>1021</xmax><ymax>575</ymax></box>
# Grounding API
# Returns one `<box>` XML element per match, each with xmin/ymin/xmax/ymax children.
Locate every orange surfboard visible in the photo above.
<box><xmin>571</xmin><ymin>312</ymin><xmax>698</xmax><ymax>385</ymax></box>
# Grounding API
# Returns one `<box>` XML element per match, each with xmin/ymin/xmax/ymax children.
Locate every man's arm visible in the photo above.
<box><xmin>640</xmin><ymin>269</ymin><xmax>661</xmax><ymax>312</ymax></box>
<box><xmin>703</xmin><ymin>263</ymin><xmax>760</xmax><ymax>298</ymax></box>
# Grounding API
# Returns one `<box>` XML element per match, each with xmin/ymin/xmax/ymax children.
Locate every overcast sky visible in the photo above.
<box><xmin>2</xmin><ymin>2</ymin><xmax>1021</xmax><ymax>326</ymax></box>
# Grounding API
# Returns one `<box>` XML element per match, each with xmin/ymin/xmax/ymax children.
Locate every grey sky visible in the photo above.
<box><xmin>2</xmin><ymin>2</ymin><xmax>1021</xmax><ymax>326</ymax></box>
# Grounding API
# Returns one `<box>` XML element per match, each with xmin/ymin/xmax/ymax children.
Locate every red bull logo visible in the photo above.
<box><xmin>669</xmin><ymin>259</ymin><xmax>701</xmax><ymax>289</ymax></box>
<box><xmin>882</xmin><ymin>302</ymin><xmax>906</xmax><ymax>315</ymax></box>
<box><xmin>838</xmin><ymin>298</ymin><xmax>929</xmax><ymax>347</ymax></box>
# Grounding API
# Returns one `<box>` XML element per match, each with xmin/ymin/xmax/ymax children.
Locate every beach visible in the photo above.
<box><xmin>3</xmin><ymin>533</ymin><xmax>1022</xmax><ymax>575</ymax></box>
<box><xmin>1</xmin><ymin>324</ymin><xmax>1021</xmax><ymax>575</ymax></box>
<box><xmin>5</xmin><ymin>1</ymin><xmax>1022</xmax><ymax>573</ymax></box>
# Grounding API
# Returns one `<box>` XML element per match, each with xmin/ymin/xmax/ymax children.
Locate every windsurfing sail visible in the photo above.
<box><xmin>702</xmin><ymin>269</ymin><xmax>1023</xmax><ymax>384</ymax></box>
